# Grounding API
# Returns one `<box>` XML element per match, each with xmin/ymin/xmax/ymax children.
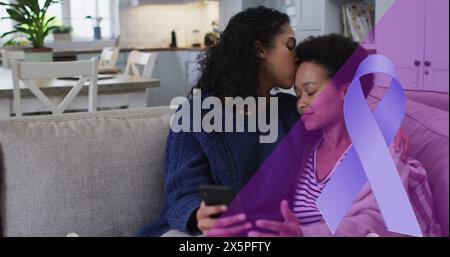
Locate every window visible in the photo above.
<box><xmin>0</xmin><ymin>0</ymin><xmax>13</xmax><ymax>40</ymax></box>
<box><xmin>1</xmin><ymin>0</ymin><xmax>62</xmax><ymax>43</ymax></box>
<box><xmin>69</xmin><ymin>0</ymin><xmax>114</xmax><ymax>40</ymax></box>
<box><xmin>1</xmin><ymin>0</ymin><xmax>117</xmax><ymax>42</ymax></box>
<box><xmin>39</xmin><ymin>0</ymin><xmax>63</xmax><ymax>24</ymax></box>
<box><xmin>70</xmin><ymin>0</ymin><xmax>114</xmax><ymax>38</ymax></box>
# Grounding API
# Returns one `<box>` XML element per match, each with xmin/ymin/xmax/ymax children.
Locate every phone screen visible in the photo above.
<box><xmin>198</xmin><ymin>185</ymin><xmax>236</xmax><ymax>206</ymax></box>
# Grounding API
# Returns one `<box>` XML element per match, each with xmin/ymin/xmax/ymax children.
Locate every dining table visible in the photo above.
<box><xmin>0</xmin><ymin>67</ymin><xmax>160</xmax><ymax>119</ymax></box>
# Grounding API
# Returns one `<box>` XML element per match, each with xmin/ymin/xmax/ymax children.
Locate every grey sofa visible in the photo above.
<box><xmin>0</xmin><ymin>106</ymin><xmax>174</xmax><ymax>237</ymax></box>
<box><xmin>0</xmin><ymin>89</ymin><xmax>448</xmax><ymax>237</ymax></box>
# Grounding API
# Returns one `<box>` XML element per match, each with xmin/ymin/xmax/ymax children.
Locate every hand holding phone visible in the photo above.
<box><xmin>196</xmin><ymin>185</ymin><xmax>250</xmax><ymax>236</ymax></box>
<box><xmin>198</xmin><ymin>185</ymin><xmax>236</xmax><ymax>207</ymax></box>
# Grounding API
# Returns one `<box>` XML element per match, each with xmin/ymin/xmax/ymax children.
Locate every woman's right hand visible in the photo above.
<box><xmin>196</xmin><ymin>201</ymin><xmax>252</xmax><ymax>236</ymax></box>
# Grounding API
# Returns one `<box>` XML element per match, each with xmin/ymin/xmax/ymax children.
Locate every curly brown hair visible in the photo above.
<box><xmin>296</xmin><ymin>34</ymin><xmax>374</xmax><ymax>97</ymax></box>
<box><xmin>193</xmin><ymin>6</ymin><xmax>290</xmax><ymax>99</ymax></box>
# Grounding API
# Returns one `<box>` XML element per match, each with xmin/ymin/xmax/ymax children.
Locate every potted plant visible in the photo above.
<box><xmin>1</xmin><ymin>39</ymin><xmax>28</xmax><ymax>68</ymax></box>
<box><xmin>0</xmin><ymin>0</ymin><xmax>59</xmax><ymax>62</ymax></box>
<box><xmin>86</xmin><ymin>15</ymin><xmax>103</xmax><ymax>40</ymax></box>
<box><xmin>52</xmin><ymin>25</ymin><xmax>73</xmax><ymax>41</ymax></box>
<box><xmin>1</xmin><ymin>38</ymin><xmax>29</xmax><ymax>51</ymax></box>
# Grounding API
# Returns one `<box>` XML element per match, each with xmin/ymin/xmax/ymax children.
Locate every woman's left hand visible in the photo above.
<box><xmin>248</xmin><ymin>200</ymin><xmax>303</xmax><ymax>237</ymax></box>
<box><xmin>394</xmin><ymin>129</ymin><xmax>410</xmax><ymax>162</ymax></box>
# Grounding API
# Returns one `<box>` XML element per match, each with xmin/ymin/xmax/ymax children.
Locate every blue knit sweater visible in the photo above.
<box><xmin>139</xmin><ymin>92</ymin><xmax>300</xmax><ymax>237</ymax></box>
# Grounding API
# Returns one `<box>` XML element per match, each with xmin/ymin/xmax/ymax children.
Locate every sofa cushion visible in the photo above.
<box><xmin>401</xmin><ymin>100</ymin><xmax>449</xmax><ymax>236</ymax></box>
<box><xmin>0</xmin><ymin>107</ymin><xmax>173</xmax><ymax>237</ymax></box>
<box><xmin>372</xmin><ymin>86</ymin><xmax>449</xmax><ymax>112</ymax></box>
<box><xmin>368</xmin><ymin>91</ymin><xmax>449</xmax><ymax>236</ymax></box>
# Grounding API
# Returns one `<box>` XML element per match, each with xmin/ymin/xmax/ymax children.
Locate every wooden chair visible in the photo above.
<box><xmin>1</xmin><ymin>49</ymin><xmax>25</xmax><ymax>68</ymax></box>
<box><xmin>99</xmin><ymin>47</ymin><xmax>120</xmax><ymax>71</ymax></box>
<box><xmin>124</xmin><ymin>51</ymin><xmax>158</xmax><ymax>107</ymax></box>
<box><xmin>11</xmin><ymin>58</ymin><xmax>99</xmax><ymax>117</ymax></box>
<box><xmin>124</xmin><ymin>50</ymin><xmax>157</xmax><ymax>78</ymax></box>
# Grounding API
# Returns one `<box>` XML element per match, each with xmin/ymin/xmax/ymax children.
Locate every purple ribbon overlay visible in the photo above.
<box><xmin>316</xmin><ymin>55</ymin><xmax>422</xmax><ymax>237</ymax></box>
<box><xmin>214</xmin><ymin>0</ymin><xmax>448</xmax><ymax>237</ymax></box>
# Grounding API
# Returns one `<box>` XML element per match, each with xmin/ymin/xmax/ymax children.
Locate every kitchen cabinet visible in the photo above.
<box><xmin>149</xmin><ymin>51</ymin><xmax>185</xmax><ymax>107</ymax></box>
<box><xmin>219</xmin><ymin>0</ymin><xmax>374</xmax><ymax>41</ymax></box>
<box><xmin>131</xmin><ymin>0</ymin><xmax>209</xmax><ymax>6</ymax></box>
<box><xmin>185</xmin><ymin>51</ymin><xmax>202</xmax><ymax>96</ymax></box>
<box><xmin>423</xmin><ymin>0</ymin><xmax>449</xmax><ymax>92</ymax></box>
<box><xmin>281</xmin><ymin>0</ymin><xmax>376</xmax><ymax>43</ymax></box>
<box><xmin>219</xmin><ymin>0</ymin><xmax>243</xmax><ymax>31</ymax></box>
<box><xmin>376</xmin><ymin>0</ymin><xmax>449</xmax><ymax>92</ymax></box>
<box><xmin>149</xmin><ymin>50</ymin><xmax>202</xmax><ymax>107</ymax></box>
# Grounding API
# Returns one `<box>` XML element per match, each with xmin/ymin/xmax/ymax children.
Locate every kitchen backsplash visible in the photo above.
<box><xmin>119</xmin><ymin>1</ymin><xmax>219</xmax><ymax>48</ymax></box>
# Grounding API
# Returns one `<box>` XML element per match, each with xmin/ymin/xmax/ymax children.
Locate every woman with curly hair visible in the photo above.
<box><xmin>139</xmin><ymin>6</ymin><xmax>300</xmax><ymax>237</ymax></box>
<box><xmin>139</xmin><ymin>7</ymin><xmax>408</xmax><ymax>237</ymax></box>
<box><xmin>247</xmin><ymin>34</ymin><xmax>441</xmax><ymax>237</ymax></box>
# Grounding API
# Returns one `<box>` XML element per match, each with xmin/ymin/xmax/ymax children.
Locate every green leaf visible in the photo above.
<box><xmin>43</xmin><ymin>0</ymin><xmax>59</xmax><ymax>11</ymax></box>
<box><xmin>1</xmin><ymin>30</ymin><xmax>20</xmax><ymax>39</ymax></box>
<box><xmin>44</xmin><ymin>16</ymin><xmax>56</xmax><ymax>27</ymax></box>
<box><xmin>1</xmin><ymin>0</ymin><xmax>58</xmax><ymax>48</ymax></box>
<box><xmin>0</xmin><ymin>2</ymin><xmax>14</xmax><ymax>8</ymax></box>
<box><xmin>14</xmin><ymin>27</ymin><xmax>29</xmax><ymax>33</ymax></box>
<box><xmin>6</xmin><ymin>9</ymin><xmax>28</xmax><ymax>22</ymax></box>
<box><xmin>45</xmin><ymin>25</ymin><xmax>59</xmax><ymax>35</ymax></box>
<box><xmin>28</xmin><ymin>0</ymin><xmax>40</xmax><ymax>16</ymax></box>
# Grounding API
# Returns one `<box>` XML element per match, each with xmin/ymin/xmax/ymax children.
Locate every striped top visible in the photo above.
<box><xmin>293</xmin><ymin>139</ymin><xmax>350</xmax><ymax>226</ymax></box>
<box><xmin>292</xmin><ymin>140</ymin><xmax>442</xmax><ymax>236</ymax></box>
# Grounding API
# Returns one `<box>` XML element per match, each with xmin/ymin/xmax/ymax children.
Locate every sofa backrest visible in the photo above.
<box><xmin>374</xmin><ymin>86</ymin><xmax>449</xmax><ymax>112</ymax></box>
<box><xmin>369</xmin><ymin>88</ymin><xmax>449</xmax><ymax>236</ymax></box>
<box><xmin>0</xmin><ymin>107</ymin><xmax>174</xmax><ymax>237</ymax></box>
<box><xmin>1</xmin><ymin>90</ymin><xmax>448</xmax><ymax>237</ymax></box>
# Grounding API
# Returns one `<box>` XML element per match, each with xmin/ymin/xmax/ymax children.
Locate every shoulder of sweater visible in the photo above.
<box><xmin>272</xmin><ymin>92</ymin><xmax>297</xmax><ymax>112</ymax></box>
<box><xmin>272</xmin><ymin>92</ymin><xmax>300</xmax><ymax>124</ymax></box>
<box><xmin>272</xmin><ymin>92</ymin><xmax>296</xmax><ymax>103</ymax></box>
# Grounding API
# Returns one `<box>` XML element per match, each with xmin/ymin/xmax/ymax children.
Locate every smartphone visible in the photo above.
<box><xmin>198</xmin><ymin>184</ymin><xmax>236</xmax><ymax>207</ymax></box>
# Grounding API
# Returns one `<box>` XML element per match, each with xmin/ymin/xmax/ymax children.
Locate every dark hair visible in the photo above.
<box><xmin>295</xmin><ymin>34</ymin><xmax>373</xmax><ymax>97</ymax></box>
<box><xmin>193</xmin><ymin>6</ymin><xmax>290</xmax><ymax>99</ymax></box>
